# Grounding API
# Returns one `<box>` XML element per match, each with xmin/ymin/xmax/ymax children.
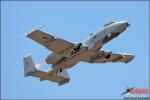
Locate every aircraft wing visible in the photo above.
<box><xmin>26</xmin><ymin>29</ymin><xmax>74</xmax><ymax>53</ymax></box>
<box><xmin>23</xmin><ymin>54</ymin><xmax>70</xmax><ymax>85</ymax></box>
<box><xmin>92</xmin><ymin>52</ymin><xmax>134</xmax><ymax>63</ymax></box>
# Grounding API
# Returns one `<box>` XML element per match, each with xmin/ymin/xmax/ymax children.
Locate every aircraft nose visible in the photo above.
<box><xmin>127</xmin><ymin>23</ymin><xmax>130</xmax><ymax>27</ymax></box>
<box><xmin>122</xmin><ymin>21</ymin><xmax>130</xmax><ymax>27</ymax></box>
<box><xmin>126</xmin><ymin>22</ymin><xmax>130</xmax><ymax>27</ymax></box>
<box><xmin>113</xmin><ymin>21</ymin><xmax>130</xmax><ymax>34</ymax></box>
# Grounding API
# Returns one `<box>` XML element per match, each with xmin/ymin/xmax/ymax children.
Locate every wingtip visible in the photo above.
<box><xmin>125</xmin><ymin>55</ymin><xmax>135</xmax><ymax>64</ymax></box>
<box><xmin>25</xmin><ymin>29</ymin><xmax>40</xmax><ymax>37</ymax></box>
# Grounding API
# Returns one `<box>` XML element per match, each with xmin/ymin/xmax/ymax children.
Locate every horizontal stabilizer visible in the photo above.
<box><xmin>23</xmin><ymin>54</ymin><xmax>70</xmax><ymax>85</ymax></box>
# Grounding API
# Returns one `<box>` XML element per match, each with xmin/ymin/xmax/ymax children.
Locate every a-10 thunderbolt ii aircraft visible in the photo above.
<box><xmin>23</xmin><ymin>20</ymin><xmax>134</xmax><ymax>85</ymax></box>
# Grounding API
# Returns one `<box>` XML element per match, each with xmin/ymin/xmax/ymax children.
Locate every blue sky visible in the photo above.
<box><xmin>1</xmin><ymin>1</ymin><xmax>149</xmax><ymax>99</ymax></box>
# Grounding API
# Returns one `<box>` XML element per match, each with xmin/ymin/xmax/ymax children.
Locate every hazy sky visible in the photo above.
<box><xmin>1</xmin><ymin>1</ymin><xmax>149</xmax><ymax>99</ymax></box>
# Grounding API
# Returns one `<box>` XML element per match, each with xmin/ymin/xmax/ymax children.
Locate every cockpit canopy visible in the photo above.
<box><xmin>104</xmin><ymin>20</ymin><xmax>115</xmax><ymax>27</ymax></box>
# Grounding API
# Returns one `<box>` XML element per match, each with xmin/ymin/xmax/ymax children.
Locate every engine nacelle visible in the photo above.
<box><xmin>45</xmin><ymin>53</ymin><xmax>63</xmax><ymax>64</ymax></box>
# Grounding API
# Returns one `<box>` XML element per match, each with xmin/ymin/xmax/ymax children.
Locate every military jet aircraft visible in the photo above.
<box><xmin>23</xmin><ymin>20</ymin><xmax>134</xmax><ymax>85</ymax></box>
<box><xmin>121</xmin><ymin>87</ymin><xmax>135</xmax><ymax>95</ymax></box>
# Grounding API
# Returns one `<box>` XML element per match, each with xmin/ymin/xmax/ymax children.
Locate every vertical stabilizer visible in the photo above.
<box><xmin>57</xmin><ymin>69</ymin><xmax>70</xmax><ymax>85</ymax></box>
<box><xmin>23</xmin><ymin>54</ymin><xmax>36</xmax><ymax>77</ymax></box>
